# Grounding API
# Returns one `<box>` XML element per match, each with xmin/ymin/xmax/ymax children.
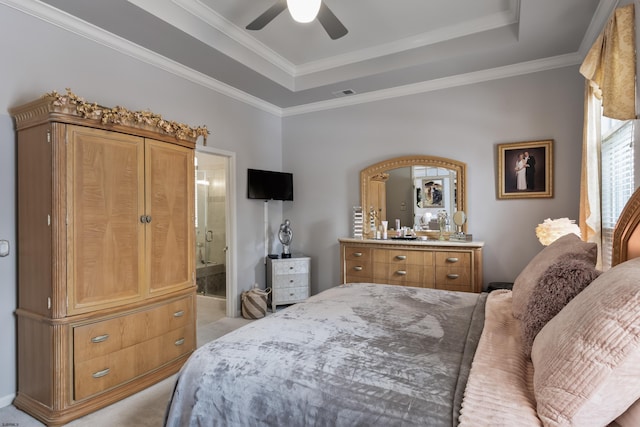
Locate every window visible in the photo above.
<box><xmin>600</xmin><ymin>119</ymin><xmax>635</xmax><ymax>269</ymax></box>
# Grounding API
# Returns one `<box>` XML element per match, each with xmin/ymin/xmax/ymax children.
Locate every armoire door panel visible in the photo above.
<box><xmin>145</xmin><ymin>140</ymin><xmax>194</xmax><ymax>295</ymax></box>
<box><xmin>67</xmin><ymin>125</ymin><xmax>146</xmax><ymax>314</ymax></box>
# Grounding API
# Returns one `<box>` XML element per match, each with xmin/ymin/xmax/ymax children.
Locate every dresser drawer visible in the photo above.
<box><xmin>374</xmin><ymin>262</ymin><xmax>421</xmax><ymax>282</ymax></box>
<box><xmin>375</xmin><ymin>249</ymin><xmax>424</xmax><ymax>265</ymax></box>
<box><xmin>339</xmin><ymin>239</ymin><xmax>483</xmax><ymax>292</ymax></box>
<box><xmin>273</xmin><ymin>285</ymin><xmax>309</xmax><ymax>303</ymax></box>
<box><xmin>345</xmin><ymin>259</ymin><xmax>372</xmax><ymax>282</ymax></box>
<box><xmin>344</xmin><ymin>246</ymin><xmax>371</xmax><ymax>262</ymax></box>
<box><xmin>272</xmin><ymin>273</ymin><xmax>308</xmax><ymax>288</ymax></box>
<box><xmin>74</xmin><ymin>324</ymin><xmax>194</xmax><ymax>401</ymax></box>
<box><xmin>435</xmin><ymin>251</ymin><xmax>473</xmax><ymax>292</ymax></box>
<box><xmin>74</xmin><ymin>295</ymin><xmax>193</xmax><ymax>363</ymax></box>
<box><xmin>435</xmin><ymin>251</ymin><xmax>471</xmax><ymax>268</ymax></box>
<box><xmin>272</xmin><ymin>259</ymin><xmax>309</xmax><ymax>275</ymax></box>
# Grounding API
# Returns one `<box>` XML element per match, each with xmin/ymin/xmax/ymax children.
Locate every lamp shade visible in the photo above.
<box><xmin>287</xmin><ymin>0</ymin><xmax>321</xmax><ymax>23</ymax></box>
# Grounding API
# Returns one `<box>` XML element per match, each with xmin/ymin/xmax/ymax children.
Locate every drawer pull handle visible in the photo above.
<box><xmin>396</xmin><ymin>270</ymin><xmax>407</xmax><ymax>276</ymax></box>
<box><xmin>289</xmin><ymin>279</ymin><xmax>294</xmax><ymax>283</ymax></box>
<box><xmin>91</xmin><ymin>334</ymin><xmax>109</xmax><ymax>343</ymax></box>
<box><xmin>353</xmin><ymin>252</ymin><xmax>363</xmax><ymax>257</ymax></box>
<box><xmin>173</xmin><ymin>310</ymin><xmax>185</xmax><ymax>317</ymax></box>
<box><xmin>289</xmin><ymin>293</ymin><xmax>294</xmax><ymax>296</ymax></box>
<box><xmin>92</xmin><ymin>368</ymin><xmax>110</xmax><ymax>379</ymax></box>
<box><xmin>396</xmin><ymin>255</ymin><xmax>407</xmax><ymax>260</ymax></box>
<box><xmin>447</xmin><ymin>274</ymin><xmax>460</xmax><ymax>279</ymax></box>
<box><xmin>175</xmin><ymin>338</ymin><xmax>185</xmax><ymax>346</ymax></box>
<box><xmin>446</xmin><ymin>257</ymin><xmax>459</xmax><ymax>263</ymax></box>
<box><xmin>354</xmin><ymin>266</ymin><xmax>363</xmax><ymax>271</ymax></box>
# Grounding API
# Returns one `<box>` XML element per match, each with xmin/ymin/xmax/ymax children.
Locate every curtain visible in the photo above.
<box><xmin>579</xmin><ymin>3</ymin><xmax>636</xmax><ymax>120</ymax></box>
<box><xmin>579</xmin><ymin>3</ymin><xmax>636</xmax><ymax>268</ymax></box>
<box><xmin>579</xmin><ymin>81</ymin><xmax>603</xmax><ymax>269</ymax></box>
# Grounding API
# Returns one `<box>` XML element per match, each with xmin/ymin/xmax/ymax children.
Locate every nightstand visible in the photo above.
<box><xmin>266</xmin><ymin>256</ymin><xmax>311</xmax><ymax>312</ymax></box>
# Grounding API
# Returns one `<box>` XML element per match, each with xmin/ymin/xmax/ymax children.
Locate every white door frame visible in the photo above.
<box><xmin>195</xmin><ymin>145</ymin><xmax>238</xmax><ymax>318</ymax></box>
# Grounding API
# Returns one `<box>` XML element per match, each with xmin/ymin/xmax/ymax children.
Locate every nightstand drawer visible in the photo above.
<box><xmin>273</xmin><ymin>286</ymin><xmax>309</xmax><ymax>303</ymax></box>
<box><xmin>272</xmin><ymin>273</ymin><xmax>308</xmax><ymax>288</ymax></box>
<box><xmin>273</xmin><ymin>260</ymin><xmax>309</xmax><ymax>275</ymax></box>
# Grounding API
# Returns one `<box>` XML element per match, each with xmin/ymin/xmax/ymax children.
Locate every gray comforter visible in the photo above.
<box><xmin>165</xmin><ymin>283</ymin><xmax>487</xmax><ymax>427</ymax></box>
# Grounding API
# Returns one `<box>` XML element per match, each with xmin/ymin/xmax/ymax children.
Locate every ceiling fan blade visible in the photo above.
<box><xmin>317</xmin><ymin>2</ymin><xmax>348</xmax><ymax>40</ymax></box>
<box><xmin>246</xmin><ymin>0</ymin><xmax>287</xmax><ymax>31</ymax></box>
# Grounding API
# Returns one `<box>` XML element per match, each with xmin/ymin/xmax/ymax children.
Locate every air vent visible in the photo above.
<box><xmin>332</xmin><ymin>89</ymin><xmax>356</xmax><ymax>98</ymax></box>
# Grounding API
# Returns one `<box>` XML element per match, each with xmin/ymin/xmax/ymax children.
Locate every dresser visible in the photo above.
<box><xmin>10</xmin><ymin>93</ymin><xmax>199</xmax><ymax>426</ymax></box>
<box><xmin>339</xmin><ymin>238</ymin><xmax>484</xmax><ymax>293</ymax></box>
<box><xmin>266</xmin><ymin>256</ymin><xmax>311</xmax><ymax>312</ymax></box>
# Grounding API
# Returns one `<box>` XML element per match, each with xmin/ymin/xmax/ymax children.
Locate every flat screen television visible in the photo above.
<box><xmin>247</xmin><ymin>168</ymin><xmax>294</xmax><ymax>201</ymax></box>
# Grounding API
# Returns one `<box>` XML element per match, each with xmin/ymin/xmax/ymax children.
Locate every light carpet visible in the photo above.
<box><xmin>0</xmin><ymin>296</ymin><xmax>253</xmax><ymax>427</ymax></box>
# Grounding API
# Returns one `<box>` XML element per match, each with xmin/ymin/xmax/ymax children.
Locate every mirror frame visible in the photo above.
<box><xmin>360</xmin><ymin>155</ymin><xmax>467</xmax><ymax>235</ymax></box>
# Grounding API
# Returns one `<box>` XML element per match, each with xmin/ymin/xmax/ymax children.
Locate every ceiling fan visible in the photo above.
<box><xmin>246</xmin><ymin>0</ymin><xmax>348</xmax><ymax>40</ymax></box>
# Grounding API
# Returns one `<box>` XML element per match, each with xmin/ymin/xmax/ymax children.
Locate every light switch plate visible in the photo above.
<box><xmin>0</xmin><ymin>240</ymin><xmax>9</xmax><ymax>257</ymax></box>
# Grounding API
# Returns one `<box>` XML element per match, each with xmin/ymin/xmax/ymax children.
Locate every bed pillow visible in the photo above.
<box><xmin>511</xmin><ymin>233</ymin><xmax>596</xmax><ymax>319</ymax></box>
<box><xmin>520</xmin><ymin>258</ymin><xmax>601</xmax><ymax>357</ymax></box>
<box><xmin>531</xmin><ymin>257</ymin><xmax>640</xmax><ymax>427</ymax></box>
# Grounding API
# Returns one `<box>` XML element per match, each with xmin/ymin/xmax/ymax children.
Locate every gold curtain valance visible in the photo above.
<box><xmin>579</xmin><ymin>3</ymin><xmax>637</xmax><ymax>120</ymax></box>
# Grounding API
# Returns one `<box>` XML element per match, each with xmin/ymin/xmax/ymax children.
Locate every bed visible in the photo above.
<box><xmin>165</xmin><ymin>187</ymin><xmax>640</xmax><ymax>427</ymax></box>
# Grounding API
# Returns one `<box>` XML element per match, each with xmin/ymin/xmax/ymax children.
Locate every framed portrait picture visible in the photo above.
<box><xmin>416</xmin><ymin>178</ymin><xmax>444</xmax><ymax>208</ymax></box>
<box><xmin>497</xmin><ymin>140</ymin><xmax>553</xmax><ymax>199</ymax></box>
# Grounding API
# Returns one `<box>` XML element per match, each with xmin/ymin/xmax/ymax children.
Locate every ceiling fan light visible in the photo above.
<box><xmin>287</xmin><ymin>0</ymin><xmax>321</xmax><ymax>23</ymax></box>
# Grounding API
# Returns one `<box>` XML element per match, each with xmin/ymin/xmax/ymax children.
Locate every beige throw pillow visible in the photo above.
<box><xmin>511</xmin><ymin>233</ymin><xmax>596</xmax><ymax>320</ymax></box>
<box><xmin>531</xmin><ymin>258</ymin><xmax>640</xmax><ymax>427</ymax></box>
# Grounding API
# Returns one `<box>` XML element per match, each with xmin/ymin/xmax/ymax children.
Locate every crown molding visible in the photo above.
<box><xmin>295</xmin><ymin>6</ymin><xmax>520</xmax><ymax>77</ymax></box>
<box><xmin>172</xmin><ymin>0</ymin><xmax>297</xmax><ymax>76</ymax></box>
<box><xmin>282</xmin><ymin>53</ymin><xmax>582</xmax><ymax>117</ymax></box>
<box><xmin>1</xmin><ymin>0</ymin><xmax>282</xmax><ymax>116</ymax></box>
<box><xmin>168</xmin><ymin>0</ymin><xmax>520</xmax><ymax>82</ymax></box>
<box><xmin>1</xmin><ymin>0</ymin><xmax>593</xmax><ymax>119</ymax></box>
<box><xmin>577</xmin><ymin>0</ymin><xmax>618</xmax><ymax>58</ymax></box>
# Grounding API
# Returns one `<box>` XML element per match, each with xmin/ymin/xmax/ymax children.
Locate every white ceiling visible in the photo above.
<box><xmin>13</xmin><ymin>0</ymin><xmax>613</xmax><ymax>114</ymax></box>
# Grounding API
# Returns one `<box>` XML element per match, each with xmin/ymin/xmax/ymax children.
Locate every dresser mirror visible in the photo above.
<box><xmin>360</xmin><ymin>155</ymin><xmax>466</xmax><ymax>235</ymax></box>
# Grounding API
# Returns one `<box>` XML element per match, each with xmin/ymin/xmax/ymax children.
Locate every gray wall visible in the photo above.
<box><xmin>0</xmin><ymin>4</ymin><xmax>283</xmax><ymax>405</ymax></box>
<box><xmin>282</xmin><ymin>66</ymin><xmax>584</xmax><ymax>295</ymax></box>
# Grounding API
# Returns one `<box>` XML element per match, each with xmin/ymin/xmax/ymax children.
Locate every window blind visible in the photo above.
<box><xmin>601</xmin><ymin>120</ymin><xmax>635</xmax><ymax>268</ymax></box>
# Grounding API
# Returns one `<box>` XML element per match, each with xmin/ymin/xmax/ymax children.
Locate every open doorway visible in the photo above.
<box><xmin>195</xmin><ymin>148</ymin><xmax>236</xmax><ymax>318</ymax></box>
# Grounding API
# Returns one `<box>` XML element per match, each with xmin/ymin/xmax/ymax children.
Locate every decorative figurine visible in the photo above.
<box><xmin>278</xmin><ymin>219</ymin><xmax>293</xmax><ymax>258</ymax></box>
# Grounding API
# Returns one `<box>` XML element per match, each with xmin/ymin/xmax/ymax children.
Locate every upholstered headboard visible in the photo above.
<box><xmin>612</xmin><ymin>186</ymin><xmax>640</xmax><ymax>265</ymax></box>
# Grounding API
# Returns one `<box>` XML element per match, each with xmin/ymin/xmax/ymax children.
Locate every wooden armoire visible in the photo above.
<box><xmin>10</xmin><ymin>93</ymin><xmax>201</xmax><ymax>426</ymax></box>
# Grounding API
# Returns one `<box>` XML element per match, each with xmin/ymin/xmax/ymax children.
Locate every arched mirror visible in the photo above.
<box><xmin>360</xmin><ymin>155</ymin><xmax>466</xmax><ymax>236</ymax></box>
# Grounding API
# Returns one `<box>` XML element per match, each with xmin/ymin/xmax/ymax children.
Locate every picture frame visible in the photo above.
<box><xmin>497</xmin><ymin>139</ymin><xmax>553</xmax><ymax>199</ymax></box>
<box><xmin>415</xmin><ymin>178</ymin><xmax>444</xmax><ymax>208</ymax></box>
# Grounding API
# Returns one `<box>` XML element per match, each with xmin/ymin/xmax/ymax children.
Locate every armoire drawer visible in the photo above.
<box><xmin>73</xmin><ymin>295</ymin><xmax>193</xmax><ymax>363</ymax></box>
<box><xmin>74</xmin><ymin>324</ymin><xmax>194</xmax><ymax>401</ymax></box>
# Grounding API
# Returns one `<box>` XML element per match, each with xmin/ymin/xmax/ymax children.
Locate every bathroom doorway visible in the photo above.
<box><xmin>195</xmin><ymin>152</ymin><xmax>228</xmax><ymax>303</ymax></box>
